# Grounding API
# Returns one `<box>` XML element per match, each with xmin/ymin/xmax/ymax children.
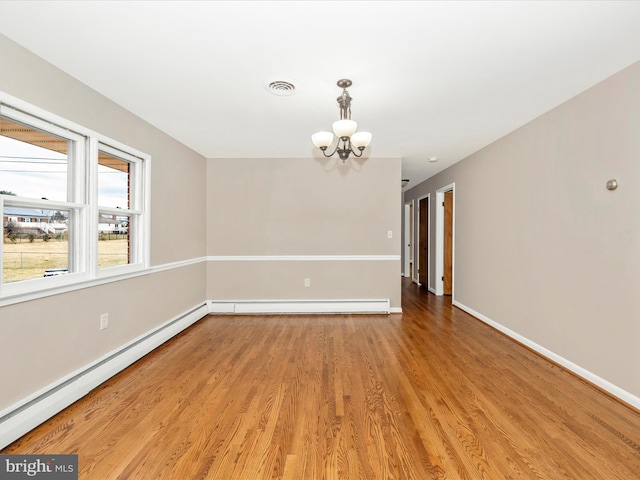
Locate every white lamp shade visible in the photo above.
<box><xmin>332</xmin><ymin>119</ymin><xmax>357</xmax><ymax>138</ymax></box>
<box><xmin>311</xmin><ymin>131</ymin><xmax>334</xmax><ymax>148</ymax></box>
<box><xmin>350</xmin><ymin>131</ymin><xmax>372</xmax><ymax>148</ymax></box>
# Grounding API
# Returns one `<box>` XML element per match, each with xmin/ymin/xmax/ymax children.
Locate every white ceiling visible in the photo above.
<box><xmin>1</xmin><ymin>1</ymin><xmax>640</xmax><ymax>188</ymax></box>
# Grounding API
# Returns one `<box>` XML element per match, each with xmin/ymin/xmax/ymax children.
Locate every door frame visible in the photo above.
<box><xmin>435</xmin><ymin>183</ymin><xmax>455</xmax><ymax>297</ymax></box>
<box><xmin>403</xmin><ymin>200</ymin><xmax>414</xmax><ymax>279</ymax></box>
<box><xmin>416</xmin><ymin>193</ymin><xmax>430</xmax><ymax>290</ymax></box>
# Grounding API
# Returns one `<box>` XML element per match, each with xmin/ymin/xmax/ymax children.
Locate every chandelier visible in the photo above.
<box><xmin>311</xmin><ymin>79</ymin><xmax>372</xmax><ymax>161</ymax></box>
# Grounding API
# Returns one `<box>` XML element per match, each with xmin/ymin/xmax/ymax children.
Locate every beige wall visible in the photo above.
<box><xmin>0</xmin><ymin>34</ymin><xmax>208</xmax><ymax>409</ymax></box>
<box><xmin>404</xmin><ymin>61</ymin><xmax>640</xmax><ymax>398</ymax></box>
<box><xmin>206</xmin><ymin>157</ymin><xmax>402</xmax><ymax>306</ymax></box>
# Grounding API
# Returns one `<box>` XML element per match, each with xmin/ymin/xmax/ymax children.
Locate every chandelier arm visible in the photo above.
<box><xmin>349</xmin><ymin>144</ymin><xmax>364</xmax><ymax>158</ymax></box>
<box><xmin>321</xmin><ymin>143</ymin><xmax>340</xmax><ymax>158</ymax></box>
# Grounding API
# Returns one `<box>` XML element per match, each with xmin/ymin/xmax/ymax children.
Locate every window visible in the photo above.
<box><xmin>97</xmin><ymin>145</ymin><xmax>144</xmax><ymax>270</ymax></box>
<box><xmin>1</xmin><ymin>96</ymin><xmax>149</xmax><ymax>300</ymax></box>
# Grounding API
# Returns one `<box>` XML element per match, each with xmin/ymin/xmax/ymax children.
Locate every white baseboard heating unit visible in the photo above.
<box><xmin>208</xmin><ymin>299</ymin><xmax>391</xmax><ymax>314</ymax></box>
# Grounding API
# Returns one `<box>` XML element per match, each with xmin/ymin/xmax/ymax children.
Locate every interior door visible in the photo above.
<box><xmin>418</xmin><ymin>197</ymin><xmax>428</xmax><ymax>288</ymax></box>
<box><xmin>443</xmin><ymin>190</ymin><xmax>453</xmax><ymax>295</ymax></box>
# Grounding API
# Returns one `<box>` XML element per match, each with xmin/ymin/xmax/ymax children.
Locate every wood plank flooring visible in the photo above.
<box><xmin>4</xmin><ymin>279</ymin><xmax>640</xmax><ymax>479</ymax></box>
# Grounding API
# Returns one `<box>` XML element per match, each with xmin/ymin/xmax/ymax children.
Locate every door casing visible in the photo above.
<box><xmin>435</xmin><ymin>183</ymin><xmax>454</xmax><ymax>297</ymax></box>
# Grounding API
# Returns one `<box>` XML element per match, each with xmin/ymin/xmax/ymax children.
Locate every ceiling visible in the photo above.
<box><xmin>1</xmin><ymin>1</ymin><xmax>640</xmax><ymax>189</ymax></box>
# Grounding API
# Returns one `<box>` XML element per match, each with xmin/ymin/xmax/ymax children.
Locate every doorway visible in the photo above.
<box><xmin>403</xmin><ymin>201</ymin><xmax>414</xmax><ymax>279</ymax></box>
<box><xmin>435</xmin><ymin>183</ymin><xmax>454</xmax><ymax>297</ymax></box>
<box><xmin>443</xmin><ymin>190</ymin><xmax>453</xmax><ymax>295</ymax></box>
<box><xmin>418</xmin><ymin>195</ymin><xmax>429</xmax><ymax>290</ymax></box>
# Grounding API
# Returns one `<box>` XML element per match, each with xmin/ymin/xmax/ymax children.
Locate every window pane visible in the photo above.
<box><xmin>0</xmin><ymin>116</ymin><xmax>69</xmax><ymax>201</ymax></box>
<box><xmin>98</xmin><ymin>214</ymin><xmax>130</xmax><ymax>268</ymax></box>
<box><xmin>98</xmin><ymin>151</ymin><xmax>130</xmax><ymax>209</ymax></box>
<box><xmin>3</xmin><ymin>206</ymin><xmax>70</xmax><ymax>283</ymax></box>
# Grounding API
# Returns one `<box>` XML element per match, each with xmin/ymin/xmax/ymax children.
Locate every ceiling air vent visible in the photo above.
<box><xmin>265</xmin><ymin>78</ymin><xmax>297</xmax><ymax>96</ymax></box>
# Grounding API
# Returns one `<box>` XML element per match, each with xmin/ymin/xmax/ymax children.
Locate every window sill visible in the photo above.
<box><xmin>0</xmin><ymin>264</ymin><xmax>148</xmax><ymax>308</ymax></box>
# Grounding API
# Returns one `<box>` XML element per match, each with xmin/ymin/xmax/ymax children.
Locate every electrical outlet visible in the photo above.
<box><xmin>304</xmin><ymin>278</ymin><xmax>311</xmax><ymax>287</ymax></box>
<box><xmin>100</xmin><ymin>313</ymin><xmax>109</xmax><ymax>330</ymax></box>
<box><xmin>387</xmin><ymin>230</ymin><xmax>393</xmax><ymax>238</ymax></box>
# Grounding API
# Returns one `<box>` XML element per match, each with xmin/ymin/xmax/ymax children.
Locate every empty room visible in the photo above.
<box><xmin>1</xmin><ymin>1</ymin><xmax>639</xmax><ymax>479</ymax></box>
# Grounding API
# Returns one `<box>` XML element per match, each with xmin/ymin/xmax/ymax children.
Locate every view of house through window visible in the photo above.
<box><xmin>97</xmin><ymin>148</ymin><xmax>135</xmax><ymax>269</ymax></box>
<box><xmin>1</xmin><ymin>115</ymin><xmax>72</xmax><ymax>283</ymax></box>
<box><xmin>2</xmin><ymin>206</ymin><xmax>70</xmax><ymax>283</ymax></box>
<box><xmin>98</xmin><ymin>213</ymin><xmax>129</xmax><ymax>268</ymax></box>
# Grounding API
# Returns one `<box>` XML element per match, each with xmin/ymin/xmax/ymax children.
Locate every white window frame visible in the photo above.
<box><xmin>0</xmin><ymin>92</ymin><xmax>150</xmax><ymax>304</ymax></box>
<box><xmin>94</xmin><ymin>142</ymin><xmax>146</xmax><ymax>276</ymax></box>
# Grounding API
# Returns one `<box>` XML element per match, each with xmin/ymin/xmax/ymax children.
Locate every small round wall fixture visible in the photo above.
<box><xmin>606</xmin><ymin>179</ymin><xmax>618</xmax><ymax>191</ymax></box>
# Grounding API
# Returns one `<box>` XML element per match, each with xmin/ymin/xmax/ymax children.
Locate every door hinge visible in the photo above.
<box><xmin>441</xmin><ymin>276</ymin><xmax>444</xmax><ymax>281</ymax></box>
<box><xmin>442</xmin><ymin>202</ymin><xmax>445</xmax><ymax>207</ymax></box>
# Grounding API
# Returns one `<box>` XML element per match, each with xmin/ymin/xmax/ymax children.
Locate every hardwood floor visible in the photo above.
<box><xmin>4</xmin><ymin>279</ymin><xmax>640</xmax><ymax>479</ymax></box>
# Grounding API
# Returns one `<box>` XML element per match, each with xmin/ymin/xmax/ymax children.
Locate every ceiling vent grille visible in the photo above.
<box><xmin>265</xmin><ymin>79</ymin><xmax>297</xmax><ymax>96</ymax></box>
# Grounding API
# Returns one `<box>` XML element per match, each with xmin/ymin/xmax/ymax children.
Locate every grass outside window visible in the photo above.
<box><xmin>3</xmin><ymin>237</ymin><xmax>128</xmax><ymax>283</ymax></box>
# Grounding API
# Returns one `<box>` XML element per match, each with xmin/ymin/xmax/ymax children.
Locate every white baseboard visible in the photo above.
<box><xmin>453</xmin><ymin>300</ymin><xmax>640</xmax><ymax>411</ymax></box>
<box><xmin>207</xmin><ymin>301</ymin><xmax>235</xmax><ymax>313</ymax></box>
<box><xmin>0</xmin><ymin>303</ymin><xmax>209</xmax><ymax>449</ymax></box>
<box><xmin>208</xmin><ymin>299</ymin><xmax>391</xmax><ymax>314</ymax></box>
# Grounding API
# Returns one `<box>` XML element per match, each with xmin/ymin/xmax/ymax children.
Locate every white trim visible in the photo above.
<box><xmin>96</xmin><ymin>142</ymin><xmax>150</xmax><ymax>272</ymax></box>
<box><xmin>415</xmin><ymin>193</ymin><xmax>430</xmax><ymax>288</ymax></box>
<box><xmin>403</xmin><ymin>201</ymin><xmax>413</xmax><ymax>278</ymax></box>
<box><xmin>0</xmin><ymin>303</ymin><xmax>209</xmax><ymax>449</ymax></box>
<box><xmin>435</xmin><ymin>183</ymin><xmax>455</xmax><ymax>297</ymax></box>
<box><xmin>207</xmin><ymin>301</ymin><xmax>236</xmax><ymax>313</ymax></box>
<box><xmin>435</xmin><ymin>192</ymin><xmax>444</xmax><ymax>295</ymax></box>
<box><xmin>87</xmin><ymin>137</ymin><xmax>99</xmax><ymax>279</ymax></box>
<box><xmin>207</xmin><ymin>255</ymin><xmax>400</xmax><ymax>262</ymax></box>
<box><xmin>453</xmin><ymin>300</ymin><xmax>640</xmax><ymax>411</ymax></box>
<box><xmin>0</xmin><ymin>254</ymin><xmax>398</xmax><ymax>307</ymax></box>
<box><xmin>152</xmin><ymin>256</ymin><xmax>207</xmax><ymax>273</ymax></box>
<box><xmin>208</xmin><ymin>299</ymin><xmax>391</xmax><ymax>314</ymax></box>
<box><xmin>0</xmin><ymin>103</ymin><xmax>87</xmax><ymax>144</ymax></box>
<box><xmin>0</xmin><ymin>256</ymin><xmax>206</xmax><ymax>308</ymax></box>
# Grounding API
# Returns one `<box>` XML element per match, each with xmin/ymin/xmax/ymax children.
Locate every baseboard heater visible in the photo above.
<box><xmin>208</xmin><ymin>299</ymin><xmax>391</xmax><ymax>314</ymax></box>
